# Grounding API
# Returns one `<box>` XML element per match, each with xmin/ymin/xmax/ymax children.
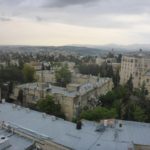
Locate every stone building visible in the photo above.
<box><xmin>12</xmin><ymin>77</ymin><xmax>113</xmax><ymax>120</ymax></box>
<box><xmin>120</xmin><ymin>52</ymin><xmax>150</xmax><ymax>97</ymax></box>
<box><xmin>35</xmin><ymin>70</ymin><xmax>56</xmax><ymax>83</ymax></box>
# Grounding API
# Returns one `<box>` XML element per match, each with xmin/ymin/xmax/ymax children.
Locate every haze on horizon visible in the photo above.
<box><xmin>0</xmin><ymin>0</ymin><xmax>150</xmax><ymax>46</ymax></box>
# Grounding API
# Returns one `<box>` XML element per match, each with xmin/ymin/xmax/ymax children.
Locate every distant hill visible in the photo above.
<box><xmin>0</xmin><ymin>44</ymin><xmax>149</xmax><ymax>56</ymax></box>
<box><xmin>72</xmin><ymin>44</ymin><xmax>150</xmax><ymax>52</ymax></box>
<box><xmin>0</xmin><ymin>45</ymin><xmax>108</xmax><ymax>56</ymax></box>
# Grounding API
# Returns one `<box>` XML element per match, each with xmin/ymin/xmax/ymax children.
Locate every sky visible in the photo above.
<box><xmin>0</xmin><ymin>0</ymin><xmax>150</xmax><ymax>46</ymax></box>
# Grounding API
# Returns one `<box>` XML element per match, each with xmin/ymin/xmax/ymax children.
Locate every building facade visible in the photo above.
<box><xmin>120</xmin><ymin>53</ymin><xmax>150</xmax><ymax>97</ymax></box>
<box><xmin>12</xmin><ymin>77</ymin><xmax>113</xmax><ymax>120</ymax></box>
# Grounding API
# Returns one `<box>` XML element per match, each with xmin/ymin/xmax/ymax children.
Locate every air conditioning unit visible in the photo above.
<box><xmin>2</xmin><ymin>99</ymin><xmax>5</xmax><ymax>104</ymax></box>
<box><xmin>26</xmin><ymin>108</ymin><xmax>31</xmax><ymax>113</ymax></box>
<box><xmin>51</xmin><ymin>116</ymin><xmax>56</xmax><ymax>121</ymax></box>
<box><xmin>17</xmin><ymin>106</ymin><xmax>21</xmax><ymax>110</ymax></box>
<box><xmin>0</xmin><ymin>136</ymin><xmax>10</xmax><ymax>150</ymax></box>
<box><xmin>12</xmin><ymin>104</ymin><xmax>17</xmax><ymax>109</ymax></box>
<box><xmin>42</xmin><ymin>113</ymin><xmax>47</xmax><ymax>118</ymax></box>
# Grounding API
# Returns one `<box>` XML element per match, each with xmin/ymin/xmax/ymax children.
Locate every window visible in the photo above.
<box><xmin>145</xmin><ymin>64</ymin><xmax>147</xmax><ymax>68</ymax></box>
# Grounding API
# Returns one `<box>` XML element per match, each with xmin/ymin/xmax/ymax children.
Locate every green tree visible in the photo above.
<box><xmin>0</xmin><ymin>66</ymin><xmax>24</xmax><ymax>83</ymax></box>
<box><xmin>117</xmin><ymin>54</ymin><xmax>122</xmax><ymax>63</ymax></box>
<box><xmin>121</xmin><ymin>101</ymin><xmax>134</xmax><ymax>120</ymax></box>
<box><xmin>100</xmin><ymin>62</ymin><xmax>114</xmax><ymax>78</ymax></box>
<box><xmin>140</xmin><ymin>100</ymin><xmax>150</xmax><ymax>122</ymax></box>
<box><xmin>17</xmin><ymin>89</ymin><xmax>24</xmax><ymax>106</ymax></box>
<box><xmin>80</xmin><ymin>107</ymin><xmax>116</xmax><ymax>121</ymax></box>
<box><xmin>37</xmin><ymin>95</ymin><xmax>65</xmax><ymax>118</ymax></box>
<box><xmin>126</xmin><ymin>75</ymin><xmax>133</xmax><ymax>93</ymax></box>
<box><xmin>107</xmin><ymin>51</ymin><xmax>114</xmax><ymax>58</ymax></box>
<box><xmin>18</xmin><ymin>59</ymin><xmax>24</xmax><ymax>70</ymax></box>
<box><xmin>23</xmin><ymin>64</ymin><xmax>35</xmax><ymax>82</ymax></box>
<box><xmin>112</xmin><ymin>69</ymin><xmax>120</xmax><ymax>88</ymax></box>
<box><xmin>8</xmin><ymin>81</ymin><xmax>13</xmax><ymax>95</ymax></box>
<box><xmin>139</xmin><ymin>82</ymin><xmax>148</xmax><ymax>100</ymax></box>
<box><xmin>133</xmin><ymin>105</ymin><xmax>147</xmax><ymax>122</ymax></box>
<box><xmin>78</xmin><ymin>64</ymin><xmax>101</xmax><ymax>76</ymax></box>
<box><xmin>99</xmin><ymin>91</ymin><xmax>116</xmax><ymax>107</ymax></box>
<box><xmin>55</xmin><ymin>65</ymin><xmax>71</xmax><ymax>87</ymax></box>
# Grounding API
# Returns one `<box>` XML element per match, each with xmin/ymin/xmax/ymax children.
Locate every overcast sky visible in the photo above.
<box><xmin>0</xmin><ymin>0</ymin><xmax>150</xmax><ymax>46</ymax></box>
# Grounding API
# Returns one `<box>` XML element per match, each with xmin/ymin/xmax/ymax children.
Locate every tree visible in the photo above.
<box><xmin>126</xmin><ymin>75</ymin><xmax>133</xmax><ymax>93</ymax></box>
<box><xmin>140</xmin><ymin>100</ymin><xmax>150</xmax><ymax>122</ymax></box>
<box><xmin>99</xmin><ymin>62</ymin><xmax>108</xmax><ymax>77</ymax></box>
<box><xmin>121</xmin><ymin>101</ymin><xmax>134</xmax><ymax>120</ymax></box>
<box><xmin>99</xmin><ymin>91</ymin><xmax>116</xmax><ymax>108</ymax></box>
<box><xmin>37</xmin><ymin>95</ymin><xmax>65</xmax><ymax>118</ymax></box>
<box><xmin>100</xmin><ymin>62</ymin><xmax>114</xmax><ymax>78</ymax></box>
<box><xmin>8</xmin><ymin>81</ymin><xmax>13</xmax><ymax>95</ymax></box>
<box><xmin>112</xmin><ymin>69</ymin><xmax>120</xmax><ymax>88</ymax></box>
<box><xmin>139</xmin><ymin>82</ymin><xmax>148</xmax><ymax>100</ymax></box>
<box><xmin>41</xmin><ymin>63</ymin><xmax>45</xmax><ymax>70</ymax></box>
<box><xmin>55</xmin><ymin>65</ymin><xmax>71</xmax><ymax>87</ymax></box>
<box><xmin>133</xmin><ymin>105</ymin><xmax>147</xmax><ymax>122</ymax></box>
<box><xmin>107</xmin><ymin>51</ymin><xmax>114</xmax><ymax>58</ymax></box>
<box><xmin>23</xmin><ymin>64</ymin><xmax>35</xmax><ymax>82</ymax></box>
<box><xmin>80</xmin><ymin>107</ymin><xmax>116</xmax><ymax>121</ymax></box>
<box><xmin>107</xmin><ymin>65</ymin><xmax>114</xmax><ymax>78</ymax></box>
<box><xmin>0</xmin><ymin>66</ymin><xmax>24</xmax><ymax>83</ymax></box>
<box><xmin>117</xmin><ymin>54</ymin><xmax>122</xmax><ymax>63</ymax></box>
<box><xmin>78</xmin><ymin>64</ymin><xmax>101</xmax><ymax>76</ymax></box>
<box><xmin>17</xmin><ymin>89</ymin><xmax>23</xmax><ymax>106</ymax></box>
<box><xmin>18</xmin><ymin>59</ymin><xmax>24</xmax><ymax>70</ymax></box>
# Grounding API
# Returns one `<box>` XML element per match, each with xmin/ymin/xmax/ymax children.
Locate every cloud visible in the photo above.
<box><xmin>0</xmin><ymin>16</ymin><xmax>11</xmax><ymax>21</ymax></box>
<box><xmin>0</xmin><ymin>0</ymin><xmax>150</xmax><ymax>45</ymax></box>
<box><xmin>1</xmin><ymin>0</ymin><xmax>150</xmax><ymax>14</ymax></box>
<box><xmin>44</xmin><ymin>0</ymin><xmax>99</xmax><ymax>8</ymax></box>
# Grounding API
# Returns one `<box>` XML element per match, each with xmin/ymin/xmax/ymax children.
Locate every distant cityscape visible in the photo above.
<box><xmin>0</xmin><ymin>46</ymin><xmax>150</xmax><ymax>149</ymax></box>
<box><xmin>1</xmin><ymin>0</ymin><xmax>150</xmax><ymax>149</ymax></box>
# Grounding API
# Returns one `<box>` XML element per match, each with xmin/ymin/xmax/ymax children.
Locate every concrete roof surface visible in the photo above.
<box><xmin>0</xmin><ymin>129</ymin><xmax>33</xmax><ymax>150</ymax></box>
<box><xmin>0</xmin><ymin>103</ymin><xmax>150</xmax><ymax>150</ymax></box>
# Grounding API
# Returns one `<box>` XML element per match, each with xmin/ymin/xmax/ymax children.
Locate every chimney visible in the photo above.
<box><xmin>119</xmin><ymin>123</ymin><xmax>122</xmax><ymax>128</ymax></box>
<box><xmin>76</xmin><ymin>121</ymin><xmax>82</xmax><ymax>130</ymax></box>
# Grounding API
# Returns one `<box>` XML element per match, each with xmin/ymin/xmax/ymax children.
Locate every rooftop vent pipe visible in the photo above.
<box><xmin>76</xmin><ymin>121</ymin><xmax>82</xmax><ymax>130</ymax></box>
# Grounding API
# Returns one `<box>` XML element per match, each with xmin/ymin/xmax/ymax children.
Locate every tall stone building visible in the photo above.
<box><xmin>120</xmin><ymin>51</ymin><xmax>150</xmax><ymax>97</ymax></box>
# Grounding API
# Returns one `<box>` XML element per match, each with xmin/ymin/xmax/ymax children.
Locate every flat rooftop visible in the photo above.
<box><xmin>16</xmin><ymin>78</ymin><xmax>110</xmax><ymax>97</ymax></box>
<box><xmin>0</xmin><ymin>128</ymin><xmax>33</xmax><ymax>150</ymax></box>
<box><xmin>0</xmin><ymin>103</ymin><xmax>150</xmax><ymax>150</ymax></box>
